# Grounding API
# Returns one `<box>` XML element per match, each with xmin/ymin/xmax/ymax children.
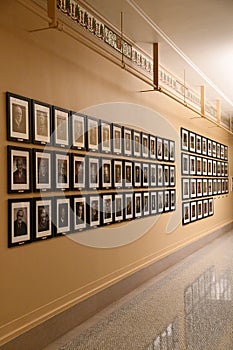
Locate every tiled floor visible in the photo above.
<box><xmin>42</xmin><ymin>231</ymin><xmax>233</xmax><ymax>350</ymax></box>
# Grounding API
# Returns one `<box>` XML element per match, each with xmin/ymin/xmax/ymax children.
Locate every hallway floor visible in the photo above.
<box><xmin>43</xmin><ymin>231</ymin><xmax>233</xmax><ymax>350</ymax></box>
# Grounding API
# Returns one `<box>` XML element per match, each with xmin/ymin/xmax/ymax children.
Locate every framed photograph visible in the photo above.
<box><xmin>163</xmin><ymin>139</ymin><xmax>169</xmax><ymax>161</ymax></box>
<box><xmin>197</xmin><ymin>200</ymin><xmax>203</xmax><ymax>220</ymax></box>
<box><xmin>170</xmin><ymin>189</ymin><xmax>176</xmax><ymax>211</ymax></box>
<box><xmin>143</xmin><ymin>192</ymin><xmax>150</xmax><ymax>216</ymax></box>
<box><xmin>217</xmin><ymin>161</ymin><xmax>221</xmax><ymax>177</ymax></box>
<box><xmin>71</xmin><ymin>112</ymin><xmax>86</xmax><ymax>150</ymax></box>
<box><xmin>133</xmin><ymin>130</ymin><xmax>141</xmax><ymax>157</ymax></box>
<box><xmin>203</xmin><ymin>179</ymin><xmax>208</xmax><ymax>196</ymax></box>
<box><xmin>157</xmin><ymin>137</ymin><xmax>163</xmax><ymax>160</ymax></box>
<box><xmin>222</xmin><ymin>179</ymin><xmax>226</xmax><ymax>193</ymax></box>
<box><xmin>189</xmin><ymin>132</ymin><xmax>196</xmax><ymax>153</ymax></box>
<box><xmin>208</xmin><ymin>179</ymin><xmax>213</xmax><ymax>196</ymax></box>
<box><xmin>182</xmin><ymin>202</ymin><xmax>190</xmax><ymax>225</ymax></box>
<box><xmin>196</xmin><ymin>157</ymin><xmax>202</xmax><ymax>176</ymax></box>
<box><xmin>164</xmin><ymin>190</ymin><xmax>170</xmax><ymax>212</ymax></box>
<box><xmin>73</xmin><ymin>196</ymin><xmax>86</xmax><ymax>231</ymax></box>
<box><xmin>196</xmin><ymin>135</ymin><xmax>202</xmax><ymax>154</ymax></box>
<box><xmin>207</xmin><ymin>139</ymin><xmax>212</xmax><ymax>157</ymax></box>
<box><xmin>224</xmin><ymin>162</ymin><xmax>228</xmax><ymax>177</ymax></box>
<box><xmin>142</xmin><ymin>133</ymin><xmax>149</xmax><ymax>158</ymax></box>
<box><xmin>114</xmin><ymin>194</ymin><xmax>124</xmax><ymax>222</ymax></box>
<box><xmin>203</xmin><ymin>199</ymin><xmax>209</xmax><ymax>217</ymax></box>
<box><xmin>209</xmin><ymin>198</ymin><xmax>214</xmax><ymax>216</ymax></box>
<box><xmin>55</xmin><ymin>197</ymin><xmax>70</xmax><ymax>235</ymax></box>
<box><xmin>150</xmin><ymin>191</ymin><xmax>157</xmax><ymax>215</ymax></box>
<box><xmin>182</xmin><ymin>178</ymin><xmax>190</xmax><ymax>200</ymax></box>
<box><xmin>142</xmin><ymin>163</ymin><xmax>149</xmax><ymax>187</ymax></box>
<box><xmin>34</xmin><ymin>198</ymin><xmax>53</xmax><ymax>240</ymax></box>
<box><xmin>213</xmin><ymin>179</ymin><xmax>217</xmax><ymax>195</ymax></box>
<box><xmin>224</xmin><ymin>146</ymin><xmax>228</xmax><ymax>160</ymax></box>
<box><xmin>150</xmin><ymin>164</ymin><xmax>157</xmax><ymax>187</ymax></box>
<box><xmin>163</xmin><ymin>165</ymin><xmax>169</xmax><ymax>187</ymax></box>
<box><xmin>197</xmin><ymin>179</ymin><xmax>203</xmax><ymax>197</ymax></box>
<box><xmin>217</xmin><ymin>179</ymin><xmax>222</xmax><ymax>194</ymax></box>
<box><xmin>157</xmin><ymin>190</ymin><xmax>164</xmax><ymax>213</ymax></box>
<box><xmin>6</xmin><ymin>91</ymin><xmax>31</xmax><ymax>142</ymax></box>
<box><xmin>216</xmin><ymin>143</ymin><xmax>221</xmax><ymax>159</ymax></box>
<box><xmin>134</xmin><ymin>192</ymin><xmax>142</xmax><ymax>218</ymax></box>
<box><xmin>124</xmin><ymin>161</ymin><xmax>133</xmax><ymax>188</ymax></box>
<box><xmin>220</xmin><ymin>144</ymin><xmax>225</xmax><ymax>160</ymax></box>
<box><xmin>149</xmin><ymin>135</ymin><xmax>156</xmax><ymax>159</ymax></box>
<box><xmin>212</xmin><ymin>141</ymin><xmax>217</xmax><ymax>158</ymax></box>
<box><xmin>189</xmin><ymin>155</ymin><xmax>196</xmax><ymax>175</ymax></box>
<box><xmin>32</xmin><ymin>100</ymin><xmax>51</xmax><ymax>145</ymax></box>
<box><xmin>190</xmin><ymin>178</ymin><xmax>197</xmax><ymax>199</ymax></box>
<box><xmin>112</xmin><ymin>123</ymin><xmax>122</xmax><ymax>154</ymax></box>
<box><xmin>169</xmin><ymin>140</ymin><xmax>175</xmax><ymax>162</ymax></box>
<box><xmin>125</xmin><ymin>193</ymin><xmax>134</xmax><ymax>220</ymax></box>
<box><xmin>101</xmin><ymin>158</ymin><xmax>112</xmax><ymax>189</ymax></box>
<box><xmin>123</xmin><ymin>127</ymin><xmax>132</xmax><ymax>156</ymax></box>
<box><xmin>102</xmin><ymin>194</ymin><xmax>113</xmax><ymax>225</ymax></box>
<box><xmin>113</xmin><ymin>160</ymin><xmax>123</xmax><ymax>188</ymax></box>
<box><xmin>88</xmin><ymin>195</ymin><xmax>100</xmax><ymax>227</ymax></box>
<box><xmin>100</xmin><ymin>121</ymin><xmax>111</xmax><ymax>153</ymax></box>
<box><xmin>207</xmin><ymin>159</ymin><xmax>212</xmax><ymax>176</ymax></box>
<box><xmin>181</xmin><ymin>128</ymin><xmax>189</xmax><ymax>151</ymax></box>
<box><xmin>202</xmin><ymin>137</ymin><xmax>207</xmax><ymax>156</ymax></box>
<box><xmin>8</xmin><ymin>198</ymin><xmax>32</xmax><ymax>247</ymax></box>
<box><xmin>181</xmin><ymin>153</ymin><xmax>189</xmax><ymax>175</ymax></box>
<box><xmin>87</xmin><ymin>116</ymin><xmax>99</xmax><ymax>152</ymax></box>
<box><xmin>34</xmin><ymin>149</ymin><xmax>52</xmax><ymax>192</ymax></box>
<box><xmin>88</xmin><ymin>157</ymin><xmax>100</xmax><ymax>189</ymax></box>
<box><xmin>221</xmin><ymin>162</ymin><xmax>225</xmax><ymax>177</ymax></box>
<box><xmin>190</xmin><ymin>201</ymin><xmax>197</xmax><ymax>222</ymax></box>
<box><xmin>55</xmin><ymin>153</ymin><xmax>70</xmax><ymax>190</ymax></box>
<box><xmin>212</xmin><ymin>160</ymin><xmax>217</xmax><ymax>176</ymax></box>
<box><xmin>134</xmin><ymin>162</ymin><xmax>141</xmax><ymax>188</ymax></box>
<box><xmin>157</xmin><ymin>164</ymin><xmax>163</xmax><ymax>187</ymax></box>
<box><xmin>53</xmin><ymin>106</ymin><xmax>70</xmax><ymax>148</ymax></box>
<box><xmin>202</xmin><ymin>158</ymin><xmax>207</xmax><ymax>176</ymax></box>
<box><xmin>72</xmin><ymin>155</ymin><xmax>86</xmax><ymax>190</ymax></box>
<box><xmin>8</xmin><ymin>146</ymin><xmax>31</xmax><ymax>193</ymax></box>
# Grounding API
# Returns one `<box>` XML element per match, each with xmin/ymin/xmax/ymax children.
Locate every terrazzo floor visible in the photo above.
<box><xmin>42</xmin><ymin>231</ymin><xmax>233</xmax><ymax>350</ymax></box>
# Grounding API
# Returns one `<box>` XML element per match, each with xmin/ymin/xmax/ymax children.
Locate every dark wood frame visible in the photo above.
<box><xmin>53</xmin><ymin>106</ymin><xmax>70</xmax><ymax>148</ymax></box>
<box><xmin>34</xmin><ymin>149</ymin><xmax>52</xmax><ymax>192</ymax></box>
<box><xmin>32</xmin><ymin>99</ymin><xmax>52</xmax><ymax>145</ymax></box>
<box><xmin>71</xmin><ymin>112</ymin><xmax>86</xmax><ymax>150</ymax></box>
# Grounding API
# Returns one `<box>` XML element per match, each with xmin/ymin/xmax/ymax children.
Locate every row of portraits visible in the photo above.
<box><xmin>181</xmin><ymin>153</ymin><xmax>228</xmax><ymax>177</ymax></box>
<box><xmin>182</xmin><ymin>198</ymin><xmax>214</xmax><ymax>225</ymax></box>
<box><xmin>181</xmin><ymin>128</ymin><xmax>228</xmax><ymax>160</ymax></box>
<box><xmin>182</xmin><ymin>177</ymin><xmax>229</xmax><ymax>200</ymax></box>
<box><xmin>7</xmin><ymin>92</ymin><xmax>175</xmax><ymax>161</ymax></box>
<box><xmin>8</xmin><ymin>146</ymin><xmax>176</xmax><ymax>193</ymax></box>
<box><xmin>9</xmin><ymin>190</ymin><xmax>176</xmax><ymax>247</ymax></box>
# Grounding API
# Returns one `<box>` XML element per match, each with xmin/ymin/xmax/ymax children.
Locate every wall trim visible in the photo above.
<box><xmin>1</xmin><ymin>221</ymin><xmax>232</xmax><ymax>350</ymax></box>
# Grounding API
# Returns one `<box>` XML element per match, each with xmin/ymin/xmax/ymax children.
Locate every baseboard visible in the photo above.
<box><xmin>1</xmin><ymin>221</ymin><xmax>232</xmax><ymax>350</ymax></box>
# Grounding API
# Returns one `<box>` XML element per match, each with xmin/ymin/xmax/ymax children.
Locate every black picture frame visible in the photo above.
<box><xmin>71</xmin><ymin>112</ymin><xmax>86</xmax><ymax>150</ymax></box>
<box><xmin>164</xmin><ymin>190</ymin><xmax>170</xmax><ymax>212</ymax></box>
<box><xmin>169</xmin><ymin>165</ymin><xmax>175</xmax><ymax>187</ymax></box>
<box><xmin>125</xmin><ymin>193</ymin><xmax>134</xmax><ymax>220</ymax></box>
<box><xmin>114</xmin><ymin>193</ymin><xmax>124</xmax><ymax>222</ymax></box>
<box><xmin>34</xmin><ymin>149</ymin><xmax>52</xmax><ymax>192</ymax></box>
<box><xmin>124</xmin><ymin>161</ymin><xmax>133</xmax><ymax>188</ymax></box>
<box><xmin>212</xmin><ymin>160</ymin><xmax>217</xmax><ymax>176</ymax></box>
<box><xmin>55</xmin><ymin>152</ymin><xmax>70</xmax><ymax>191</ymax></box>
<box><xmin>202</xmin><ymin>136</ymin><xmax>207</xmax><ymax>156</ymax></box>
<box><xmin>203</xmin><ymin>199</ymin><xmax>209</xmax><ymax>217</ymax></box>
<box><xmin>100</xmin><ymin>121</ymin><xmax>111</xmax><ymax>153</ymax></box>
<box><xmin>142</xmin><ymin>163</ymin><xmax>149</xmax><ymax>187</ymax></box>
<box><xmin>102</xmin><ymin>194</ymin><xmax>113</xmax><ymax>225</ymax></box>
<box><xmin>87</xmin><ymin>116</ymin><xmax>99</xmax><ymax>152</ymax></box>
<box><xmin>163</xmin><ymin>138</ymin><xmax>169</xmax><ymax>161</ymax></box>
<box><xmin>207</xmin><ymin>139</ymin><xmax>212</xmax><ymax>157</ymax></box>
<box><xmin>157</xmin><ymin>190</ymin><xmax>164</xmax><ymax>213</ymax></box>
<box><xmin>54</xmin><ymin>197</ymin><xmax>71</xmax><ymax>235</ymax></box>
<box><xmin>53</xmin><ymin>106</ymin><xmax>70</xmax><ymax>148</ymax></box>
<box><xmin>113</xmin><ymin>160</ymin><xmax>123</xmax><ymax>188</ymax></box>
<box><xmin>134</xmin><ymin>192</ymin><xmax>142</xmax><ymax>218</ymax></box>
<box><xmin>141</xmin><ymin>132</ymin><xmax>149</xmax><ymax>158</ymax></box>
<box><xmin>190</xmin><ymin>201</ymin><xmax>197</xmax><ymax>222</ymax></box>
<box><xmin>169</xmin><ymin>140</ymin><xmax>175</xmax><ymax>162</ymax></box>
<box><xmin>157</xmin><ymin>164</ymin><xmax>163</xmax><ymax>187</ymax></box>
<box><xmin>163</xmin><ymin>165</ymin><xmax>169</xmax><ymax>187</ymax></box>
<box><xmin>189</xmin><ymin>155</ymin><xmax>196</xmax><ymax>175</ymax></box>
<box><xmin>182</xmin><ymin>202</ymin><xmax>190</xmax><ymax>225</ymax></box>
<box><xmin>196</xmin><ymin>134</ymin><xmax>202</xmax><ymax>154</ymax></box>
<box><xmin>170</xmin><ymin>189</ymin><xmax>176</xmax><ymax>211</ymax></box>
<box><xmin>32</xmin><ymin>100</ymin><xmax>52</xmax><ymax>145</ymax></box>
<box><xmin>190</xmin><ymin>178</ymin><xmax>197</xmax><ymax>198</ymax></box>
<box><xmin>181</xmin><ymin>128</ymin><xmax>189</xmax><ymax>151</ymax></box>
<box><xmin>196</xmin><ymin>157</ymin><xmax>202</xmax><ymax>176</ymax></box>
<box><xmin>88</xmin><ymin>195</ymin><xmax>100</xmax><ymax>228</ymax></box>
<box><xmin>157</xmin><ymin>137</ymin><xmax>163</xmax><ymax>160</ymax></box>
<box><xmin>112</xmin><ymin>123</ymin><xmax>122</xmax><ymax>155</ymax></box>
<box><xmin>209</xmin><ymin>198</ymin><xmax>214</xmax><ymax>216</ymax></box>
<box><xmin>101</xmin><ymin>158</ymin><xmax>112</xmax><ymax>189</ymax></box>
<box><xmin>150</xmin><ymin>164</ymin><xmax>157</xmax><ymax>187</ymax></box>
<box><xmin>149</xmin><ymin>135</ymin><xmax>156</xmax><ymax>160</ymax></box>
<box><xmin>189</xmin><ymin>132</ymin><xmax>196</xmax><ymax>153</ymax></box>
<box><xmin>220</xmin><ymin>144</ymin><xmax>225</xmax><ymax>160</ymax></box>
<box><xmin>207</xmin><ymin>159</ymin><xmax>212</xmax><ymax>176</ymax></box>
<box><xmin>6</xmin><ymin>91</ymin><xmax>31</xmax><ymax>143</ymax></box>
<box><xmin>34</xmin><ymin>198</ymin><xmax>53</xmax><ymax>240</ymax></box>
<box><xmin>197</xmin><ymin>200</ymin><xmax>203</xmax><ymax>220</ymax></box>
<box><xmin>150</xmin><ymin>191</ymin><xmax>157</xmax><ymax>215</ymax></box>
<box><xmin>203</xmin><ymin>179</ymin><xmax>208</xmax><ymax>196</ymax></box>
<box><xmin>181</xmin><ymin>153</ymin><xmax>189</xmax><ymax>175</ymax></box>
<box><xmin>197</xmin><ymin>179</ymin><xmax>203</xmax><ymax>197</ymax></box>
<box><xmin>73</xmin><ymin>195</ymin><xmax>87</xmax><ymax>231</ymax></box>
<box><xmin>123</xmin><ymin>127</ymin><xmax>132</xmax><ymax>156</ymax></box>
<box><xmin>182</xmin><ymin>178</ymin><xmax>190</xmax><ymax>200</ymax></box>
<box><xmin>208</xmin><ymin>179</ymin><xmax>213</xmax><ymax>196</ymax></box>
<box><xmin>72</xmin><ymin>154</ymin><xmax>86</xmax><ymax>190</ymax></box>
<box><xmin>88</xmin><ymin>156</ymin><xmax>100</xmax><ymax>189</ymax></box>
<box><xmin>212</xmin><ymin>141</ymin><xmax>217</xmax><ymax>158</ymax></box>
<box><xmin>143</xmin><ymin>192</ymin><xmax>150</xmax><ymax>216</ymax></box>
<box><xmin>134</xmin><ymin>162</ymin><xmax>141</xmax><ymax>188</ymax></box>
<box><xmin>133</xmin><ymin>130</ymin><xmax>141</xmax><ymax>157</ymax></box>
<box><xmin>224</xmin><ymin>146</ymin><xmax>228</xmax><ymax>160</ymax></box>
<box><xmin>8</xmin><ymin>145</ymin><xmax>32</xmax><ymax>193</ymax></box>
<box><xmin>216</xmin><ymin>143</ymin><xmax>221</xmax><ymax>159</ymax></box>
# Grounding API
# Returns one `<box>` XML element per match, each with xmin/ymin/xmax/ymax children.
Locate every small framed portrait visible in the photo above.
<box><xmin>181</xmin><ymin>128</ymin><xmax>189</xmax><ymax>151</ymax></box>
<box><xmin>55</xmin><ymin>197</ymin><xmax>70</xmax><ymax>235</ymax></box>
<box><xmin>217</xmin><ymin>161</ymin><xmax>221</xmax><ymax>177</ymax></box>
<box><xmin>189</xmin><ymin>155</ymin><xmax>196</xmax><ymax>175</ymax></box>
<box><xmin>203</xmin><ymin>199</ymin><xmax>209</xmax><ymax>217</ymax></box>
<box><xmin>207</xmin><ymin>139</ymin><xmax>212</xmax><ymax>157</ymax></box>
<box><xmin>6</xmin><ymin>92</ymin><xmax>31</xmax><ymax>143</ymax></box>
<box><xmin>220</xmin><ymin>144</ymin><xmax>225</xmax><ymax>160</ymax></box>
<box><xmin>157</xmin><ymin>137</ymin><xmax>163</xmax><ymax>160</ymax></box>
<box><xmin>102</xmin><ymin>194</ymin><xmax>113</xmax><ymax>225</ymax></box>
<box><xmin>224</xmin><ymin>162</ymin><xmax>228</xmax><ymax>177</ymax></box>
<box><xmin>197</xmin><ymin>200</ymin><xmax>203</xmax><ymax>220</ymax></box>
<box><xmin>100</xmin><ymin>121</ymin><xmax>111</xmax><ymax>153</ymax></box>
<box><xmin>8</xmin><ymin>199</ymin><xmax>32</xmax><ymax>247</ymax></box>
<box><xmin>8</xmin><ymin>146</ymin><xmax>31</xmax><ymax>193</ymax></box>
<box><xmin>202</xmin><ymin>158</ymin><xmax>207</xmax><ymax>176</ymax></box>
<box><xmin>202</xmin><ymin>136</ymin><xmax>207</xmax><ymax>156</ymax></box>
<box><xmin>221</xmin><ymin>162</ymin><xmax>225</xmax><ymax>177</ymax></box>
<box><xmin>88</xmin><ymin>157</ymin><xmax>100</xmax><ymax>189</ymax></box>
<box><xmin>208</xmin><ymin>179</ymin><xmax>213</xmax><ymax>196</ymax></box>
<box><xmin>157</xmin><ymin>164</ymin><xmax>163</xmax><ymax>187</ymax></box>
<box><xmin>150</xmin><ymin>191</ymin><xmax>157</xmax><ymax>215</ymax></box>
<box><xmin>203</xmin><ymin>179</ymin><xmax>208</xmax><ymax>196</ymax></box>
<box><xmin>72</xmin><ymin>155</ymin><xmax>86</xmax><ymax>190</ymax></box>
<box><xmin>149</xmin><ymin>135</ymin><xmax>156</xmax><ymax>159</ymax></box>
<box><xmin>197</xmin><ymin>179</ymin><xmax>203</xmax><ymax>197</ymax></box>
<box><xmin>196</xmin><ymin>157</ymin><xmax>202</xmax><ymax>176</ymax></box>
<box><xmin>163</xmin><ymin>165</ymin><xmax>169</xmax><ymax>187</ymax></box>
<box><xmin>124</xmin><ymin>161</ymin><xmax>133</xmax><ymax>188</ymax></box>
<box><xmin>53</xmin><ymin>106</ymin><xmax>70</xmax><ymax>148</ymax></box>
<box><xmin>34</xmin><ymin>149</ymin><xmax>52</xmax><ymax>192</ymax></box>
<box><xmin>142</xmin><ymin>163</ymin><xmax>149</xmax><ymax>187</ymax></box>
<box><xmin>113</xmin><ymin>160</ymin><xmax>123</xmax><ymax>188</ymax></box>
<box><xmin>217</xmin><ymin>179</ymin><xmax>222</xmax><ymax>194</ymax></box>
<box><xmin>216</xmin><ymin>143</ymin><xmax>221</xmax><ymax>159</ymax></box>
<box><xmin>170</xmin><ymin>190</ymin><xmax>176</xmax><ymax>211</ymax></box>
<box><xmin>88</xmin><ymin>195</ymin><xmax>100</xmax><ymax>227</ymax></box>
<box><xmin>190</xmin><ymin>178</ymin><xmax>197</xmax><ymax>198</ymax></box>
<box><xmin>164</xmin><ymin>190</ymin><xmax>170</xmax><ymax>212</ymax></box>
<box><xmin>32</xmin><ymin>100</ymin><xmax>52</xmax><ymax>145</ymax></box>
<box><xmin>224</xmin><ymin>146</ymin><xmax>228</xmax><ymax>160</ymax></box>
<box><xmin>112</xmin><ymin>123</ymin><xmax>122</xmax><ymax>154</ymax></box>
<box><xmin>134</xmin><ymin>192</ymin><xmax>142</xmax><ymax>218</ymax></box>
<box><xmin>134</xmin><ymin>162</ymin><xmax>141</xmax><ymax>188</ymax></box>
<box><xmin>34</xmin><ymin>198</ymin><xmax>53</xmax><ymax>240</ymax></box>
<box><xmin>189</xmin><ymin>132</ymin><xmax>196</xmax><ymax>153</ymax></box>
<box><xmin>87</xmin><ymin>116</ymin><xmax>99</xmax><ymax>152</ymax></box>
<box><xmin>163</xmin><ymin>139</ymin><xmax>169</xmax><ymax>161</ymax></box>
<box><xmin>73</xmin><ymin>196</ymin><xmax>86</xmax><ymax>231</ymax></box>
<box><xmin>125</xmin><ymin>193</ymin><xmax>134</xmax><ymax>220</ymax></box>
<box><xmin>225</xmin><ymin>179</ymin><xmax>229</xmax><ymax>193</ymax></box>
<box><xmin>71</xmin><ymin>112</ymin><xmax>86</xmax><ymax>150</ymax></box>
<box><xmin>212</xmin><ymin>141</ymin><xmax>217</xmax><ymax>158</ymax></box>
<box><xmin>207</xmin><ymin>159</ymin><xmax>212</xmax><ymax>176</ymax></box>
<box><xmin>181</xmin><ymin>153</ymin><xmax>189</xmax><ymax>175</ymax></box>
<box><xmin>142</xmin><ymin>133</ymin><xmax>149</xmax><ymax>158</ymax></box>
<box><xmin>182</xmin><ymin>202</ymin><xmax>190</xmax><ymax>225</ymax></box>
<box><xmin>143</xmin><ymin>192</ymin><xmax>150</xmax><ymax>216</ymax></box>
<box><xmin>209</xmin><ymin>198</ymin><xmax>214</xmax><ymax>216</ymax></box>
<box><xmin>222</xmin><ymin>179</ymin><xmax>226</xmax><ymax>193</ymax></box>
<box><xmin>123</xmin><ymin>127</ymin><xmax>132</xmax><ymax>156</ymax></box>
<box><xmin>133</xmin><ymin>130</ymin><xmax>141</xmax><ymax>157</ymax></box>
<box><xmin>157</xmin><ymin>190</ymin><xmax>164</xmax><ymax>213</ymax></box>
<box><xmin>213</xmin><ymin>179</ymin><xmax>217</xmax><ymax>195</ymax></box>
<box><xmin>212</xmin><ymin>160</ymin><xmax>217</xmax><ymax>176</ymax></box>
<box><xmin>182</xmin><ymin>178</ymin><xmax>190</xmax><ymax>200</ymax></box>
<box><xmin>55</xmin><ymin>153</ymin><xmax>70</xmax><ymax>190</ymax></box>
<box><xmin>101</xmin><ymin>158</ymin><xmax>112</xmax><ymax>189</ymax></box>
<box><xmin>169</xmin><ymin>140</ymin><xmax>175</xmax><ymax>162</ymax></box>
<box><xmin>150</xmin><ymin>164</ymin><xmax>157</xmax><ymax>187</ymax></box>
<box><xmin>196</xmin><ymin>135</ymin><xmax>202</xmax><ymax>154</ymax></box>
<box><xmin>114</xmin><ymin>193</ymin><xmax>124</xmax><ymax>222</ymax></box>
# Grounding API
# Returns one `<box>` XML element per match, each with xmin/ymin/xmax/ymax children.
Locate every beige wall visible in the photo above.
<box><xmin>0</xmin><ymin>2</ymin><xmax>232</xmax><ymax>345</ymax></box>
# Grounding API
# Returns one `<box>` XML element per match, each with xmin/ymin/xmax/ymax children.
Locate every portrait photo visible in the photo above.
<box><xmin>212</xmin><ymin>141</ymin><xmax>217</xmax><ymax>158</ymax></box>
<box><xmin>34</xmin><ymin>150</ymin><xmax>52</xmax><ymax>191</ymax></box>
<box><xmin>55</xmin><ymin>153</ymin><xmax>70</xmax><ymax>190</ymax></box>
<box><xmin>163</xmin><ymin>165</ymin><xmax>169</xmax><ymax>187</ymax></box>
<box><xmin>149</xmin><ymin>135</ymin><xmax>156</xmax><ymax>159</ymax></box>
<box><xmin>89</xmin><ymin>195</ymin><xmax>100</xmax><ymax>227</ymax></box>
<box><xmin>114</xmin><ymin>160</ymin><xmax>123</xmax><ymax>188</ymax></box>
<box><xmin>101</xmin><ymin>158</ymin><xmax>112</xmax><ymax>189</ymax></box>
<box><xmin>157</xmin><ymin>164</ymin><xmax>163</xmax><ymax>187</ymax></box>
<box><xmin>143</xmin><ymin>192</ymin><xmax>150</xmax><ymax>216</ymax></box>
<box><xmin>8</xmin><ymin>199</ymin><xmax>31</xmax><ymax>247</ymax></box>
<box><xmin>169</xmin><ymin>140</ymin><xmax>175</xmax><ymax>162</ymax></box>
<box><xmin>207</xmin><ymin>139</ymin><xmax>212</xmax><ymax>157</ymax></box>
<box><xmin>197</xmin><ymin>200</ymin><xmax>203</xmax><ymax>220</ymax></box>
<box><xmin>196</xmin><ymin>157</ymin><xmax>202</xmax><ymax>176</ymax></box>
<box><xmin>150</xmin><ymin>191</ymin><xmax>157</xmax><ymax>215</ymax></box>
<box><xmin>164</xmin><ymin>190</ymin><xmax>170</xmax><ymax>212</ymax></box>
<box><xmin>124</xmin><ymin>161</ymin><xmax>133</xmax><ymax>188</ymax></box>
<box><xmin>183</xmin><ymin>202</ymin><xmax>190</xmax><ymax>225</ymax></box>
<box><xmin>133</xmin><ymin>130</ymin><xmax>141</xmax><ymax>157</ymax></box>
<box><xmin>134</xmin><ymin>192</ymin><xmax>142</xmax><ymax>218</ymax></box>
<box><xmin>170</xmin><ymin>190</ymin><xmax>176</xmax><ymax>211</ymax></box>
<box><xmin>157</xmin><ymin>137</ymin><xmax>163</xmax><ymax>160</ymax></box>
<box><xmin>142</xmin><ymin>163</ymin><xmax>149</xmax><ymax>187</ymax></box>
<box><xmin>142</xmin><ymin>133</ymin><xmax>149</xmax><ymax>158</ymax></box>
<box><xmin>87</xmin><ymin>117</ymin><xmax>99</xmax><ymax>152</ymax></box>
<box><xmin>123</xmin><ymin>127</ymin><xmax>132</xmax><ymax>156</ymax></box>
<box><xmin>150</xmin><ymin>164</ymin><xmax>157</xmax><ymax>187</ymax></box>
<box><xmin>190</xmin><ymin>178</ymin><xmax>197</xmax><ymax>198</ymax></box>
<box><xmin>182</xmin><ymin>178</ymin><xmax>190</xmax><ymax>200</ymax></box>
<box><xmin>73</xmin><ymin>196</ymin><xmax>86</xmax><ymax>231</ymax></box>
<box><xmin>189</xmin><ymin>132</ymin><xmax>196</xmax><ymax>153</ymax></box>
<box><xmin>163</xmin><ymin>139</ymin><xmax>169</xmax><ymax>161</ymax></box>
<box><xmin>157</xmin><ymin>191</ymin><xmax>164</xmax><ymax>213</ymax></box>
<box><xmin>114</xmin><ymin>194</ymin><xmax>123</xmax><ymax>222</ymax></box>
<box><xmin>202</xmin><ymin>137</ymin><xmax>207</xmax><ymax>155</ymax></box>
<box><xmin>169</xmin><ymin>165</ymin><xmax>175</xmax><ymax>187</ymax></box>
<box><xmin>8</xmin><ymin>146</ymin><xmax>31</xmax><ymax>193</ymax></box>
<box><xmin>203</xmin><ymin>199</ymin><xmax>209</xmax><ymax>217</ymax></box>
<box><xmin>54</xmin><ymin>107</ymin><xmax>69</xmax><ymax>147</ymax></box>
<box><xmin>181</xmin><ymin>128</ymin><xmax>189</xmax><ymax>151</ymax></box>
<box><xmin>209</xmin><ymin>198</ymin><xmax>214</xmax><ymax>216</ymax></box>
<box><xmin>33</xmin><ymin>100</ymin><xmax>51</xmax><ymax>145</ymax></box>
<box><xmin>55</xmin><ymin>197</ymin><xmax>70</xmax><ymax>235</ymax></box>
<box><xmin>88</xmin><ymin>157</ymin><xmax>100</xmax><ymax>189</ymax></box>
<box><xmin>196</xmin><ymin>134</ymin><xmax>202</xmax><ymax>154</ymax></box>
<box><xmin>189</xmin><ymin>155</ymin><xmax>196</xmax><ymax>175</ymax></box>
<box><xmin>71</xmin><ymin>112</ymin><xmax>86</xmax><ymax>150</ymax></box>
<box><xmin>102</xmin><ymin>194</ymin><xmax>113</xmax><ymax>225</ymax></box>
<box><xmin>190</xmin><ymin>201</ymin><xmax>197</xmax><ymax>222</ymax></box>
<box><xmin>73</xmin><ymin>155</ymin><xmax>85</xmax><ymax>190</ymax></box>
<box><xmin>125</xmin><ymin>193</ymin><xmax>133</xmax><ymax>220</ymax></box>
<box><xmin>134</xmin><ymin>162</ymin><xmax>141</xmax><ymax>187</ymax></box>
<box><xmin>34</xmin><ymin>198</ymin><xmax>52</xmax><ymax>240</ymax></box>
<box><xmin>112</xmin><ymin>124</ymin><xmax>122</xmax><ymax>154</ymax></box>
<box><xmin>101</xmin><ymin>121</ymin><xmax>111</xmax><ymax>153</ymax></box>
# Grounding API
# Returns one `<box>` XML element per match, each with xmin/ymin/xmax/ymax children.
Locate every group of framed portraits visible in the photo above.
<box><xmin>182</xmin><ymin>178</ymin><xmax>229</xmax><ymax>200</ymax></box>
<box><xmin>182</xmin><ymin>198</ymin><xmax>214</xmax><ymax>225</ymax></box>
<box><xmin>8</xmin><ymin>190</ymin><xmax>176</xmax><ymax>247</ymax></box>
